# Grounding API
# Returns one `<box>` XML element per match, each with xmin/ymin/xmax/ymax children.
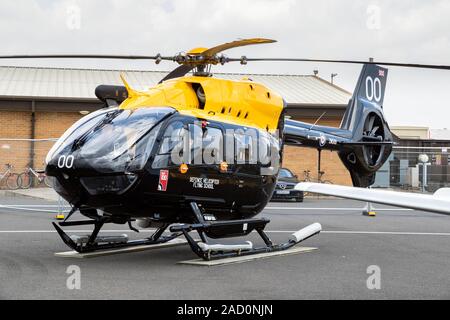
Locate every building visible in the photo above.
<box><xmin>0</xmin><ymin>66</ymin><xmax>352</xmax><ymax>184</ymax></box>
<box><xmin>430</xmin><ymin>128</ymin><xmax>450</xmax><ymax>140</ymax></box>
<box><xmin>391</xmin><ymin>126</ymin><xmax>430</xmax><ymax>140</ymax></box>
<box><xmin>392</xmin><ymin>127</ymin><xmax>450</xmax><ymax>141</ymax></box>
<box><xmin>371</xmin><ymin>125</ymin><xmax>450</xmax><ymax>191</ymax></box>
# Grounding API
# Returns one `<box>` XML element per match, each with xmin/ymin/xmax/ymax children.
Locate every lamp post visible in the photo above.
<box><xmin>331</xmin><ymin>73</ymin><xmax>338</xmax><ymax>84</ymax></box>
<box><xmin>418</xmin><ymin>154</ymin><xmax>430</xmax><ymax>193</ymax></box>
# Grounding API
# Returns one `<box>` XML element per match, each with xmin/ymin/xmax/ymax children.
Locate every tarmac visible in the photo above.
<box><xmin>0</xmin><ymin>188</ymin><xmax>449</xmax><ymax>299</ymax></box>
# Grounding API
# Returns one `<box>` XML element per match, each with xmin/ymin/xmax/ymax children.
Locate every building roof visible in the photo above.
<box><xmin>0</xmin><ymin>66</ymin><xmax>351</xmax><ymax>106</ymax></box>
<box><xmin>430</xmin><ymin>129</ymin><xmax>450</xmax><ymax>140</ymax></box>
<box><xmin>391</xmin><ymin>126</ymin><xmax>430</xmax><ymax>140</ymax></box>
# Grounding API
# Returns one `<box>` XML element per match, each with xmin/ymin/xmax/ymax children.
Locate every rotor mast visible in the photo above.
<box><xmin>167</xmin><ymin>39</ymin><xmax>276</xmax><ymax>78</ymax></box>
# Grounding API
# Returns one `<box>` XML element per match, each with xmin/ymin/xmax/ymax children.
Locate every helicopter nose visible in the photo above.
<box><xmin>45</xmin><ymin>158</ymin><xmax>82</xmax><ymax>204</ymax></box>
<box><xmin>46</xmin><ymin>155</ymin><xmax>139</xmax><ymax>206</ymax></box>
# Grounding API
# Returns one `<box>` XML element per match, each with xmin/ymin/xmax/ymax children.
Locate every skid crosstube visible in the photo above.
<box><xmin>170</xmin><ymin>201</ymin><xmax>321</xmax><ymax>261</ymax></box>
<box><xmin>170</xmin><ymin>218</ymin><xmax>316</xmax><ymax>261</ymax></box>
<box><xmin>52</xmin><ymin>217</ymin><xmax>182</xmax><ymax>253</ymax></box>
<box><xmin>171</xmin><ymin>218</ymin><xmax>270</xmax><ymax>239</ymax></box>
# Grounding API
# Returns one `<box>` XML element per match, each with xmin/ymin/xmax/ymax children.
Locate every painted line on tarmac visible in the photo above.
<box><xmin>0</xmin><ymin>206</ymin><xmax>70</xmax><ymax>213</ymax></box>
<box><xmin>269</xmin><ymin>230</ymin><xmax>450</xmax><ymax>236</ymax></box>
<box><xmin>1</xmin><ymin>230</ymin><xmax>450</xmax><ymax>236</ymax></box>
<box><xmin>2</xmin><ymin>205</ymin><xmax>409</xmax><ymax>211</ymax></box>
<box><xmin>0</xmin><ymin>230</ymin><xmax>154</xmax><ymax>233</ymax></box>
<box><xmin>0</xmin><ymin>205</ymin><xmax>64</xmax><ymax>207</ymax></box>
<box><xmin>266</xmin><ymin>207</ymin><xmax>412</xmax><ymax>211</ymax></box>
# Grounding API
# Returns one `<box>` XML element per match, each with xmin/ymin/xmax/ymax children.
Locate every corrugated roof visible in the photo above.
<box><xmin>0</xmin><ymin>66</ymin><xmax>351</xmax><ymax>105</ymax></box>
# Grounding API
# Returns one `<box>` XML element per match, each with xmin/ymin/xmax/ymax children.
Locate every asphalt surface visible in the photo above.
<box><xmin>0</xmin><ymin>193</ymin><xmax>449</xmax><ymax>300</ymax></box>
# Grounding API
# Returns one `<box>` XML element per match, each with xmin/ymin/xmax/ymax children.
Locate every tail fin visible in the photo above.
<box><xmin>338</xmin><ymin>64</ymin><xmax>393</xmax><ymax>187</ymax></box>
<box><xmin>340</xmin><ymin>64</ymin><xmax>388</xmax><ymax>132</ymax></box>
<box><xmin>283</xmin><ymin>64</ymin><xmax>394</xmax><ymax>188</ymax></box>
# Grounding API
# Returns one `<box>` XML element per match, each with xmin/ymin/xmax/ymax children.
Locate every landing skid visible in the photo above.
<box><xmin>171</xmin><ymin>219</ymin><xmax>322</xmax><ymax>261</ymax></box>
<box><xmin>169</xmin><ymin>202</ymin><xmax>322</xmax><ymax>261</ymax></box>
<box><xmin>52</xmin><ymin>203</ymin><xmax>322</xmax><ymax>260</ymax></box>
<box><xmin>52</xmin><ymin>217</ymin><xmax>182</xmax><ymax>254</ymax></box>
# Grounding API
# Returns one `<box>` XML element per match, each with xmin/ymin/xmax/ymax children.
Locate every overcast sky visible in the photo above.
<box><xmin>1</xmin><ymin>0</ymin><xmax>450</xmax><ymax>128</ymax></box>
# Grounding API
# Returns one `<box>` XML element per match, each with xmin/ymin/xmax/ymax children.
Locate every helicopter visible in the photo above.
<box><xmin>2</xmin><ymin>38</ymin><xmax>449</xmax><ymax>260</ymax></box>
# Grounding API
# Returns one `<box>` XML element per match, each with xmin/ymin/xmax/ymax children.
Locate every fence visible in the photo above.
<box><xmin>374</xmin><ymin>146</ymin><xmax>450</xmax><ymax>193</ymax></box>
<box><xmin>0</xmin><ymin>138</ymin><xmax>56</xmax><ymax>189</ymax></box>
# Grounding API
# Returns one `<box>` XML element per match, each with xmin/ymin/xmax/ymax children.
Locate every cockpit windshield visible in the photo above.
<box><xmin>47</xmin><ymin>107</ymin><xmax>175</xmax><ymax>173</ymax></box>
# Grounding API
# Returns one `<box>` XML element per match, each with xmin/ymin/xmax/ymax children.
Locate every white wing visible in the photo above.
<box><xmin>295</xmin><ymin>182</ymin><xmax>450</xmax><ymax>216</ymax></box>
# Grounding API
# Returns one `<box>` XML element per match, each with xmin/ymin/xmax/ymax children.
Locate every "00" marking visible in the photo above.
<box><xmin>58</xmin><ymin>155</ymin><xmax>74</xmax><ymax>169</ymax></box>
<box><xmin>365</xmin><ymin>76</ymin><xmax>382</xmax><ymax>102</ymax></box>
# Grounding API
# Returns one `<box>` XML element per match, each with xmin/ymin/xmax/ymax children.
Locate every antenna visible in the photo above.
<box><xmin>309</xmin><ymin>112</ymin><xmax>327</xmax><ymax>130</ymax></box>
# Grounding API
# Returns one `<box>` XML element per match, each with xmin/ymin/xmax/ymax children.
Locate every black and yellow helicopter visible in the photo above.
<box><xmin>2</xmin><ymin>38</ymin><xmax>449</xmax><ymax>260</ymax></box>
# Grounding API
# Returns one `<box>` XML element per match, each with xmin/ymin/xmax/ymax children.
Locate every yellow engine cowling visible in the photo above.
<box><xmin>119</xmin><ymin>76</ymin><xmax>285</xmax><ymax>132</ymax></box>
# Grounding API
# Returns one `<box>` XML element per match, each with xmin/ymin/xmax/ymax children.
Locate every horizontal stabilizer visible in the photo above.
<box><xmin>295</xmin><ymin>183</ymin><xmax>450</xmax><ymax>216</ymax></box>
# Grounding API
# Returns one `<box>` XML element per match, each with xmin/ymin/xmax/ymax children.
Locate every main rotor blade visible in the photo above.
<box><xmin>230</xmin><ymin>57</ymin><xmax>450</xmax><ymax>70</ymax></box>
<box><xmin>0</xmin><ymin>54</ymin><xmax>168</xmax><ymax>60</ymax></box>
<box><xmin>159</xmin><ymin>64</ymin><xmax>195</xmax><ymax>83</ymax></box>
<box><xmin>201</xmin><ymin>38</ymin><xmax>276</xmax><ymax>57</ymax></box>
<box><xmin>0</xmin><ymin>39</ymin><xmax>276</xmax><ymax>61</ymax></box>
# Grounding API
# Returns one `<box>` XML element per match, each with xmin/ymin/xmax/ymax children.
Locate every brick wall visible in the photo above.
<box><xmin>0</xmin><ymin>111</ymin><xmax>32</xmax><ymax>173</ymax></box>
<box><xmin>35</xmin><ymin>112</ymin><xmax>83</xmax><ymax>140</ymax></box>
<box><xmin>33</xmin><ymin>112</ymin><xmax>83</xmax><ymax>169</ymax></box>
<box><xmin>0</xmin><ymin>111</ymin><xmax>82</xmax><ymax>175</ymax></box>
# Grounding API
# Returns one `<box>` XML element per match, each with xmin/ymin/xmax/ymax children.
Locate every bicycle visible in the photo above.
<box><xmin>0</xmin><ymin>164</ymin><xmax>20</xmax><ymax>190</ymax></box>
<box><xmin>303</xmin><ymin>170</ymin><xmax>312</xmax><ymax>182</ymax></box>
<box><xmin>19</xmin><ymin>167</ymin><xmax>53</xmax><ymax>189</ymax></box>
<box><xmin>303</xmin><ymin>170</ymin><xmax>333</xmax><ymax>184</ymax></box>
<box><xmin>318</xmin><ymin>171</ymin><xmax>333</xmax><ymax>184</ymax></box>
<box><xmin>303</xmin><ymin>169</ymin><xmax>333</xmax><ymax>198</ymax></box>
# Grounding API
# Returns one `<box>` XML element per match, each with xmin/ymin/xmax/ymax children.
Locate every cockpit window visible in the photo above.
<box><xmin>152</xmin><ymin>121</ymin><xmax>225</xmax><ymax>169</ymax></box>
<box><xmin>158</xmin><ymin>121</ymin><xmax>186</xmax><ymax>155</ymax></box>
<box><xmin>48</xmin><ymin>107</ymin><xmax>174</xmax><ymax>173</ymax></box>
<box><xmin>46</xmin><ymin>107</ymin><xmax>115</xmax><ymax>164</ymax></box>
<box><xmin>77</xmin><ymin>108</ymin><xmax>169</xmax><ymax>158</ymax></box>
<box><xmin>152</xmin><ymin>121</ymin><xmax>187</xmax><ymax>168</ymax></box>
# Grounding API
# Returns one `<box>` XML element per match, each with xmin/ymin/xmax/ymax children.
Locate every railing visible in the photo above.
<box><xmin>0</xmin><ymin>139</ymin><xmax>56</xmax><ymax>190</ymax></box>
<box><xmin>385</xmin><ymin>146</ymin><xmax>450</xmax><ymax>192</ymax></box>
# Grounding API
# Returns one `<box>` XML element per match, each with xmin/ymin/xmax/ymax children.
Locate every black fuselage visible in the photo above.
<box><xmin>46</xmin><ymin>107</ymin><xmax>282</xmax><ymax>224</ymax></box>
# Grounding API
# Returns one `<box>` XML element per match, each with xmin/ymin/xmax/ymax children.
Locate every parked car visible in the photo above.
<box><xmin>271</xmin><ymin>168</ymin><xmax>304</xmax><ymax>202</ymax></box>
